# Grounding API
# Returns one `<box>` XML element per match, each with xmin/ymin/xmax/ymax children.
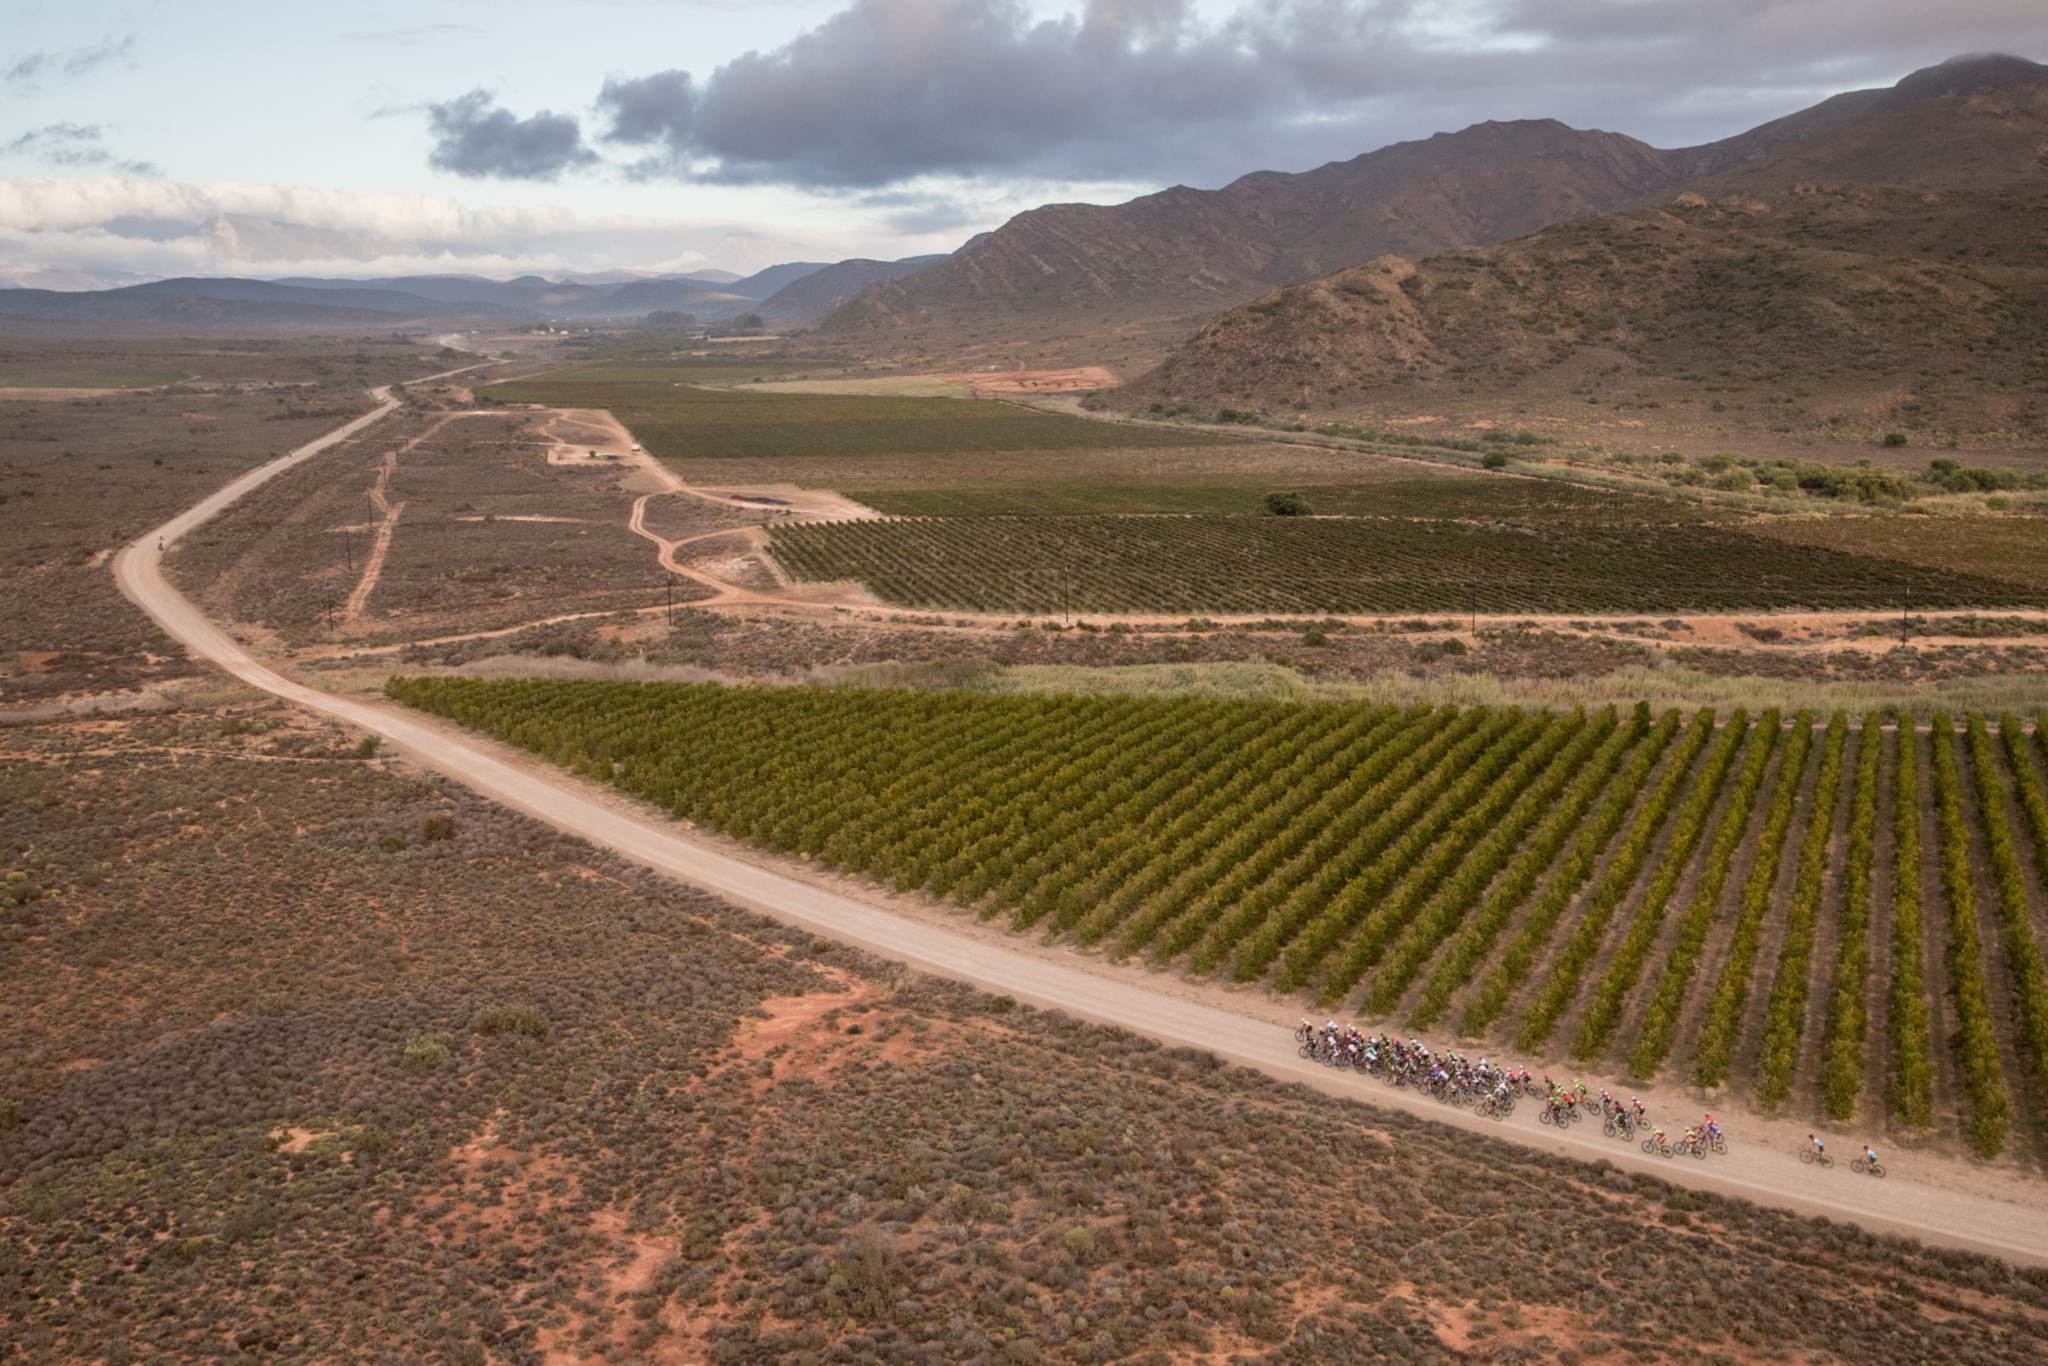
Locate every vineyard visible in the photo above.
<box><xmin>847</xmin><ymin>475</ymin><xmax>1735</xmax><ymax>522</ymax></box>
<box><xmin>388</xmin><ymin>676</ymin><xmax>2048</xmax><ymax>1154</ymax></box>
<box><xmin>766</xmin><ymin>515</ymin><xmax>2045</xmax><ymax>614</ymax></box>
<box><xmin>480</xmin><ymin>365</ymin><xmax>1228</xmax><ymax>462</ymax></box>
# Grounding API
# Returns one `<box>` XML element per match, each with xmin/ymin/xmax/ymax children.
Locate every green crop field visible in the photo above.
<box><xmin>388</xmin><ymin>676</ymin><xmax>2048</xmax><ymax>1154</ymax></box>
<box><xmin>766</xmin><ymin>514</ymin><xmax>2043</xmax><ymax>614</ymax></box>
<box><xmin>481</xmin><ymin>364</ymin><xmax>1237</xmax><ymax>462</ymax></box>
<box><xmin>848</xmin><ymin>475</ymin><xmax>1733</xmax><ymax>522</ymax></box>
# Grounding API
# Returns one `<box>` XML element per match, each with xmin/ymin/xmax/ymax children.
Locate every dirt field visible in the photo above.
<box><xmin>930</xmin><ymin>364</ymin><xmax>1120</xmax><ymax>394</ymax></box>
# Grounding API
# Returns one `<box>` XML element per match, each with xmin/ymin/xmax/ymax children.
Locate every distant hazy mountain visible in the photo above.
<box><xmin>760</xmin><ymin>255</ymin><xmax>946</xmax><ymax>322</ymax></box>
<box><xmin>723</xmin><ymin>262</ymin><xmax>831</xmax><ymax>299</ymax></box>
<box><xmin>121</xmin><ymin>277</ymin><xmax>530</xmax><ymax>317</ymax></box>
<box><xmin>269</xmin><ymin>274</ymin><xmax>607</xmax><ymax>313</ymax></box>
<box><xmin>0</xmin><ymin>288</ymin><xmax>412</xmax><ymax>330</ymax></box>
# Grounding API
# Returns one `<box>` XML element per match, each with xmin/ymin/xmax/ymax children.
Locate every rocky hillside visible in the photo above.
<box><xmin>825</xmin><ymin>120</ymin><xmax>1687</xmax><ymax>333</ymax></box>
<box><xmin>827</xmin><ymin>54</ymin><xmax>2047</xmax><ymax>347</ymax></box>
<box><xmin>1116</xmin><ymin>56</ymin><xmax>2048</xmax><ymax>440</ymax></box>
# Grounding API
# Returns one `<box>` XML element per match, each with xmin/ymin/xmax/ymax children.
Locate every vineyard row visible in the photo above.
<box><xmin>765</xmin><ymin>515</ymin><xmax>2044</xmax><ymax>615</ymax></box>
<box><xmin>388</xmin><ymin>678</ymin><xmax>2048</xmax><ymax>1151</ymax></box>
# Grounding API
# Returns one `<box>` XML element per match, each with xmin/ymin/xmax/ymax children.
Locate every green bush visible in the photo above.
<box><xmin>401</xmin><ymin>1035</ymin><xmax>452</xmax><ymax>1069</ymax></box>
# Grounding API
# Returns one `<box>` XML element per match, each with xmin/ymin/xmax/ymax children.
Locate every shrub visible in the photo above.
<box><xmin>1882</xmin><ymin>432</ymin><xmax>1908</xmax><ymax>447</ymax></box>
<box><xmin>1480</xmin><ymin>451</ymin><xmax>1508</xmax><ymax>470</ymax></box>
<box><xmin>401</xmin><ymin>1035</ymin><xmax>452</xmax><ymax>1069</ymax></box>
<box><xmin>1261</xmin><ymin>491</ymin><xmax>1313</xmax><ymax>516</ymax></box>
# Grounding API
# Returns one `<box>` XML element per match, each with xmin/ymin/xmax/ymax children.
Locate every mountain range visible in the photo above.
<box><xmin>824</xmin><ymin>53</ymin><xmax>2048</xmax><ymax>356</ymax></box>
<box><xmin>1114</xmin><ymin>53</ymin><xmax>2048</xmax><ymax>439</ymax></box>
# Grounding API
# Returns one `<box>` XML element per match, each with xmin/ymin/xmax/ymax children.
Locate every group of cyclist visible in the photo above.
<box><xmin>1295</xmin><ymin>1020</ymin><xmax>1534</xmax><ymax>1115</ymax></box>
<box><xmin>1295</xmin><ymin>1021</ymin><xmax>1902</xmax><ymax>1178</ymax></box>
<box><xmin>1293</xmin><ymin>1020</ymin><xmax>1734</xmax><ymax>1159</ymax></box>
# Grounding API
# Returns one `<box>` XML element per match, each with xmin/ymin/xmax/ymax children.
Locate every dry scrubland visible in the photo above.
<box><xmin>388</xmin><ymin>678</ymin><xmax>2048</xmax><ymax>1160</ymax></box>
<box><xmin>166</xmin><ymin>407</ymin><xmax>709</xmax><ymax>649</ymax></box>
<box><xmin>7</xmin><ymin>710</ymin><xmax>2048</xmax><ymax>1364</ymax></box>
<box><xmin>0</xmin><ymin>337</ymin><xmax>449</xmax><ymax>701</ymax></box>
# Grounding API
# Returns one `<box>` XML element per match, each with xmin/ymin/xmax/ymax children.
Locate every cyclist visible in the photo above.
<box><xmin>1862</xmin><ymin>1145</ymin><xmax>1879</xmax><ymax>1169</ymax></box>
<box><xmin>1647</xmin><ymin>1127</ymin><xmax>1667</xmax><ymax>1152</ymax></box>
<box><xmin>1808</xmin><ymin>1134</ymin><xmax>1826</xmax><ymax>1158</ymax></box>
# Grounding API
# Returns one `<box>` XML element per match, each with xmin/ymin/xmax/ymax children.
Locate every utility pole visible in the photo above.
<box><xmin>665</xmin><ymin>572</ymin><xmax>674</xmax><ymax>623</ymax></box>
<box><xmin>323</xmin><ymin>598</ymin><xmax>336</xmax><ymax>634</ymax></box>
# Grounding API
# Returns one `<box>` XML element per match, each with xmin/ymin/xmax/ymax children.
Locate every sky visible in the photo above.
<box><xmin>4</xmin><ymin>0</ymin><xmax>2046</xmax><ymax>285</ymax></box>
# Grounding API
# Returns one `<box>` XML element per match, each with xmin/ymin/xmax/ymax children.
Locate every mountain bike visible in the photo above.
<box><xmin>1799</xmin><ymin>1146</ymin><xmax>1834</xmax><ymax>1168</ymax></box>
<box><xmin>1851</xmin><ymin>1156</ymin><xmax>1886</xmax><ymax>1178</ymax></box>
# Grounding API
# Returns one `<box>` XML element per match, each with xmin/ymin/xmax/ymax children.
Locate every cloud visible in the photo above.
<box><xmin>4</xmin><ymin>33</ymin><xmax>137</xmax><ymax>86</ymax></box>
<box><xmin>597</xmin><ymin>70</ymin><xmax>699</xmax><ymax>174</ymax></box>
<box><xmin>425</xmin><ymin>90</ymin><xmax>598</xmax><ymax>180</ymax></box>
<box><xmin>429</xmin><ymin>0</ymin><xmax>2048</xmax><ymax>191</ymax></box>
<box><xmin>1</xmin><ymin>123</ymin><xmax>158</xmax><ymax>176</ymax></box>
<box><xmin>0</xmin><ymin>175</ymin><xmax>859</xmax><ymax>286</ymax></box>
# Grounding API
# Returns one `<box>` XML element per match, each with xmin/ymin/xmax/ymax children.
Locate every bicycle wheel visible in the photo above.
<box><xmin>1640</xmin><ymin>1138</ymin><xmax>1657</xmax><ymax>1153</ymax></box>
<box><xmin>1710</xmin><ymin>1140</ymin><xmax>1727</xmax><ymax>1155</ymax></box>
<box><xmin>1799</xmin><ymin>1148</ymin><xmax>1815</xmax><ymax>1164</ymax></box>
<box><xmin>1869</xmin><ymin>1163</ymin><xmax>1886</xmax><ymax>1178</ymax></box>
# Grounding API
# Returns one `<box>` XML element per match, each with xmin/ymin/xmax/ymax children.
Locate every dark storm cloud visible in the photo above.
<box><xmin>2</xmin><ymin>123</ymin><xmax>159</xmax><ymax>176</ymax></box>
<box><xmin>5</xmin><ymin>33</ymin><xmax>137</xmax><ymax>85</ymax></box>
<box><xmin>426</xmin><ymin>0</ymin><xmax>2048</xmax><ymax>190</ymax></box>
<box><xmin>425</xmin><ymin>90</ymin><xmax>598</xmax><ymax>180</ymax></box>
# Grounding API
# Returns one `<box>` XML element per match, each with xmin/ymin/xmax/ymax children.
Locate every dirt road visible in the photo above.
<box><xmin>111</xmin><ymin>374</ymin><xmax>2048</xmax><ymax>1270</ymax></box>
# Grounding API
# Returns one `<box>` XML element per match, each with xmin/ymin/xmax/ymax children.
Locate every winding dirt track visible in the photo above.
<box><xmin>111</xmin><ymin>369</ymin><xmax>2048</xmax><ymax>1270</ymax></box>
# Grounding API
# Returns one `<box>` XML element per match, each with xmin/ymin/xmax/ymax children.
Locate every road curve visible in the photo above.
<box><xmin>112</xmin><ymin>379</ymin><xmax>2048</xmax><ymax>1270</ymax></box>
